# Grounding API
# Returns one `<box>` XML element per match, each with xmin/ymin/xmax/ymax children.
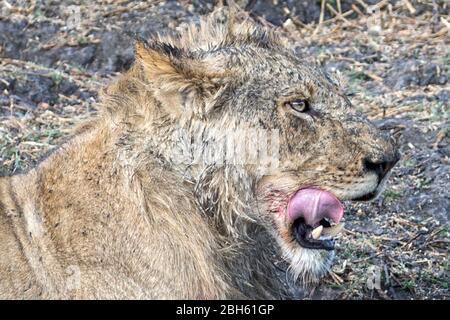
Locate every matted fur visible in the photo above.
<box><xmin>0</xmin><ymin>6</ymin><xmax>398</xmax><ymax>299</ymax></box>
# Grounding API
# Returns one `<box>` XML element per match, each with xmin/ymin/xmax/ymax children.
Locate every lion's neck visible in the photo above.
<box><xmin>114</xmin><ymin>121</ymin><xmax>303</xmax><ymax>299</ymax></box>
<box><xmin>101</xmin><ymin>119</ymin><xmax>305</xmax><ymax>299</ymax></box>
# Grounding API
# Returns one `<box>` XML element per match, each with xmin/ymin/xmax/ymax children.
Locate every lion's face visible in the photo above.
<box><xmin>221</xmin><ymin>49</ymin><xmax>400</xmax><ymax>283</ymax></box>
<box><xmin>133</xmin><ymin>12</ymin><xmax>399</xmax><ymax>285</ymax></box>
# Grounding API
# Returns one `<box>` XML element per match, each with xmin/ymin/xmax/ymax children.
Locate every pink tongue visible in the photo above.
<box><xmin>287</xmin><ymin>188</ymin><xmax>344</xmax><ymax>226</ymax></box>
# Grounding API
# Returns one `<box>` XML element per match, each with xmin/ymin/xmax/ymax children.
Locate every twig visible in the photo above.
<box><xmin>423</xmin><ymin>225</ymin><xmax>449</xmax><ymax>244</ymax></box>
<box><xmin>440</xmin><ymin>17</ymin><xmax>450</xmax><ymax>31</ymax></box>
<box><xmin>353</xmin><ymin>251</ymin><xmax>383</xmax><ymax>263</ymax></box>
<box><xmin>426</xmin><ymin>239</ymin><xmax>450</xmax><ymax>246</ymax></box>
<box><xmin>401</xmin><ymin>231</ymin><xmax>426</xmax><ymax>249</ymax></box>
<box><xmin>365</xmin><ymin>72</ymin><xmax>383</xmax><ymax>82</ymax></box>
<box><xmin>287</xmin><ymin>14</ymin><xmax>314</xmax><ymax>31</ymax></box>
<box><xmin>322</xmin><ymin>9</ymin><xmax>355</xmax><ymax>26</ymax></box>
<box><xmin>330</xmin><ymin>271</ymin><xmax>344</xmax><ymax>285</ymax></box>
<box><xmin>313</xmin><ymin>0</ymin><xmax>327</xmax><ymax>36</ymax></box>
<box><xmin>355</xmin><ymin>0</ymin><xmax>368</xmax><ymax>11</ymax></box>
<box><xmin>402</xmin><ymin>0</ymin><xmax>416</xmax><ymax>15</ymax></box>
<box><xmin>319</xmin><ymin>0</ymin><xmax>326</xmax><ymax>24</ymax></box>
<box><xmin>432</xmin><ymin>130</ymin><xmax>446</xmax><ymax>150</ymax></box>
<box><xmin>326</xmin><ymin>3</ymin><xmax>353</xmax><ymax>26</ymax></box>
<box><xmin>351</xmin><ymin>4</ymin><xmax>365</xmax><ymax>16</ymax></box>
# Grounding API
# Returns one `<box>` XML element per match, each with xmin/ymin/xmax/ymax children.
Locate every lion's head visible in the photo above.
<box><xmin>107</xmin><ymin>7</ymin><xmax>399</xmax><ymax>287</ymax></box>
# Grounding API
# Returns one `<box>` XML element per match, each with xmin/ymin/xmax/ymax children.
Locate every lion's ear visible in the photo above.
<box><xmin>135</xmin><ymin>40</ymin><xmax>185</xmax><ymax>84</ymax></box>
<box><xmin>134</xmin><ymin>40</ymin><xmax>229</xmax><ymax>117</ymax></box>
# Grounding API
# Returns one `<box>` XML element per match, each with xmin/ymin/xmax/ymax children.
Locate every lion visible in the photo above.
<box><xmin>0</xmin><ymin>7</ymin><xmax>399</xmax><ymax>299</ymax></box>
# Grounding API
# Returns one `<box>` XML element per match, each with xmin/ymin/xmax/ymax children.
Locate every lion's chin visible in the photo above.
<box><xmin>279</xmin><ymin>240</ymin><xmax>336</xmax><ymax>285</ymax></box>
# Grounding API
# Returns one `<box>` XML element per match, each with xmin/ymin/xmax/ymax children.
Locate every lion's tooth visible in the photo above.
<box><xmin>311</xmin><ymin>225</ymin><xmax>323</xmax><ymax>239</ymax></box>
<box><xmin>322</xmin><ymin>223</ymin><xmax>345</xmax><ymax>237</ymax></box>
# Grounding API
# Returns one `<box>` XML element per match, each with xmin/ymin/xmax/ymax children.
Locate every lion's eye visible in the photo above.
<box><xmin>285</xmin><ymin>99</ymin><xmax>309</xmax><ymax>113</ymax></box>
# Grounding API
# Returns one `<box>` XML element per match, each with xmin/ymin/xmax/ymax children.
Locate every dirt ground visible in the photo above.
<box><xmin>0</xmin><ymin>0</ymin><xmax>448</xmax><ymax>299</ymax></box>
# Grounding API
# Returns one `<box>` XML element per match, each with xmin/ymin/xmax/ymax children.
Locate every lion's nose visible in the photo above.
<box><xmin>363</xmin><ymin>153</ymin><xmax>400</xmax><ymax>181</ymax></box>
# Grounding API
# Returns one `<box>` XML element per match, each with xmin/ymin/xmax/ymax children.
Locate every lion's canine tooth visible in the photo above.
<box><xmin>311</xmin><ymin>225</ymin><xmax>323</xmax><ymax>239</ymax></box>
<box><xmin>322</xmin><ymin>223</ymin><xmax>345</xmax><ymax>237</ymax></box>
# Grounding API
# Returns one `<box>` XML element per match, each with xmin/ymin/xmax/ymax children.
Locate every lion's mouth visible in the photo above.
<box><xmin>288</xmin><ymin>188</ymin><xmax>345</xmax><ymax>251</ymax></box>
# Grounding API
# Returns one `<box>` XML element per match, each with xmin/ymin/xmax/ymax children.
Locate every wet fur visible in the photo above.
<box><xmin>0</xmin><ymin>7</ymin><xmax>398</xmax><ymax>299</ymax></box>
